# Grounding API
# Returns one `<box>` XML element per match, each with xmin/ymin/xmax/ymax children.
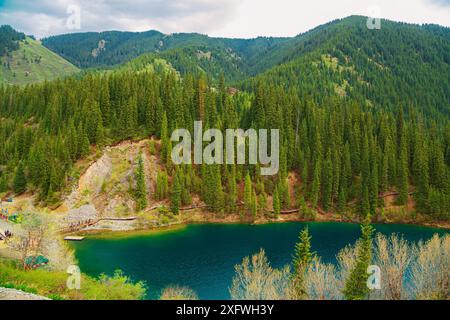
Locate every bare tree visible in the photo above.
<box><xmin>230</xmin><ymin>249</ymin><xmax>292</xmax><ymax>300</ymax></box>
<box><xmin>335</xmin><ymin>242</ymin><xmax>359</xmax><ymax>293</ymax></box>
<box><xmin>409</xmin><ymin>234</ymin><xmax>449</xmax><ymax>300</ymax></box>
<box><xmin>303</xmin><ymin>257</ymin><xmax>342</xmax><ymax>300</ymax></box>
<box><xmin>8</xmin><ymin>213</ymin><xmax>46</xmax><ymax>269</ymax></box>
<box><xmin>160</xmin><ymin>286</ymin><xmax>198</xmax><ymax>300</ymax></box>
<box><xmin>372</xmin><ymin>233</ymin><xmax>411</xmax><ymax>300</ymax></box>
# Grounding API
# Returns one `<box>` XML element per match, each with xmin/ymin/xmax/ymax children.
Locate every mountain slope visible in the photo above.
<box><xmin>242</xmin><ymin>16</ymin><xmax>450</xmax><ymax>118</ymax></box>
<box><xmin>0</xmin><ymin>35</ymin><xmax>79</xmax><ymax>85</ymax></box>
<box><xmin>42</xmin><ymin>30</ymin><xmax>288</xmax><ymax>76</ymax></box>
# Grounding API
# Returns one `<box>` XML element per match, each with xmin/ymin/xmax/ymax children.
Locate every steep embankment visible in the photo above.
<box><xmin>56</xmin><ymin>139</ymin><xmax>163</xmax><ymax>231</ymax></box>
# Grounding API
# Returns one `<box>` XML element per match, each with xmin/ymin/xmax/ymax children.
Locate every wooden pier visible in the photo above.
<box><xmin>64</xmin><ymin>236</ymin><xmax>85</xmax><ymax>241</ymax></box>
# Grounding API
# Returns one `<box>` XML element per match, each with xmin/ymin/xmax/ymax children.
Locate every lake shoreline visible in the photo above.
<box><xmin>72</xmin><ymin>209</ymin><xmax>450</xmax><ymax>239</ymax></box>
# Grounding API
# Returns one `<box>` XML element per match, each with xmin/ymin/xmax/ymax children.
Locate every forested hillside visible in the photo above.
<box><xmin>0</xmin><ymin>25</ymin><xmax>25</xmax><ymax>56</ymax></box>
<box><xmin>0</xmin><ymin>26</ymin><xmax>79</xmax><ymax>85</ymax></box>
<box><xmin>242</xmin><ymin>16</ymin><xmax>450</xmax><ymax>119</ymax></box>
<box><xmin>1</xmin><ymin>66</ymin><xmax>449</xmax><ymax>220</ymax></box>
<box><xmin>42</xmin><ymin>29</ymin><xmax>288</xmax><ymax>81</ymax></box>
<box><xmin>0</xmin><ymin>16</ymin><xmax>449</xmax><ymax>223</ymax></box>
<box><xmin>41</xmin><ymin>16</ymin><xmax>450</xmax><ymax>116</ymax></box>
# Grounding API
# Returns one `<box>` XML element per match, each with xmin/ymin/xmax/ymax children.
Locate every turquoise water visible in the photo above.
<box><xmin>70</xmin><ymin>222</ymin><xmax>448</xmax><ymax>300</ymax></box>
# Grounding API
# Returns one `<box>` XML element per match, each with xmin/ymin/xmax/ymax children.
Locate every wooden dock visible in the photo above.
<box><xmin>64</xmin><ymin>236</ymin><xmax>85</xmax><ymax>241</ymax></box>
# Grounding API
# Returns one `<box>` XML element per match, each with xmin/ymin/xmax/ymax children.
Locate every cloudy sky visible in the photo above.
<box><xmin>0</xmin><ymin>0</ymin><xmax>449</xmax><ymax>39</ymax></box>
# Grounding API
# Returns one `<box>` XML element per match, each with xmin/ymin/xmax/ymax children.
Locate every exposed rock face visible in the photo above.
<box><xmin>63</xmin><ymin>139</ymin><xmax>160</xmax><ymax>223</ymax></box>
<box><xmin>65</xmin><ymin>204</ymin><xmax>98</xmax><ymax>223</ymax></box>
<box><xmin>0</xmin><ymin>287</ymin><xmax>50</xmax><ymax>300</ymax></box>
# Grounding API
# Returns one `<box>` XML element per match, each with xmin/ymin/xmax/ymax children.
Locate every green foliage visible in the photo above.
<box><xmin>0</xmin><ymin>29</ymin><xmax>78</xmax><ymax>85</ymax></box>
<box><xmin>291</xmin><ymin>227</ymin><xmax>315</xmax><ymax>299</ymax></box>
<box><xmin>156</xmin><ymin>170</ymin><xmax>169</xmax><ymax>200</ymax></box>
<box><xmin>343</xmin><ymin>217</ymin><xmax>374</xmax><ymax>300</ymax></box>
<box><xmin>13</xmin><ymin>161</ymin><xmax>26</xmax><ymax>194</ymax></box>
<box><xmin>273</xmin><ymin>186</ymin><xmax>281</xmax><ymax>217</ymax></box>
<box><xmin>0</xmin><ymin>17</ymin><xmax>449</xmax><ymax>220</ymax></box>
<box><xmin>0</xmin><ymin>260</ymin><xmax>146</xmax><ymax>300</ymax></box>
<box><xmin>135</xmin><ymin>152</ymin><xmax>147</xmax><ymax>211</ymax></box>
<box><xmin>170</xmin><ymin>170</ymin><xmax>182</xmax><ymax>214</ymax></box>
<box><xmin>244</xmin><ymin>172</ymin><xmax>252</xmax><ymax>213</ymax></box>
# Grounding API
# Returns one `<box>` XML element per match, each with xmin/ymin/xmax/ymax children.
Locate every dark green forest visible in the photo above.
<box><xmin>0</xmin><ymin>25</ymin><xmax>25</xmax><ymax>56</ymax></box>
<box><xmin>0</xmin><ymin>16</ymin><xmax>449</xmax><ymax>221</ymax></box>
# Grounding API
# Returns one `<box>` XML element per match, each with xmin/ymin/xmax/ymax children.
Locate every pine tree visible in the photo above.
<box><xmin>135</xmin><ymin>152</ymin><xmax>147</xmax><ymax>211</ymax></box>
<box><xmin>13</xmin><ymin>162</ymin><xmax>27</xmax><ymax>194</ymax></box>
<box><xmin>343</xmin><ymin>216</ymin><xmax>374</xmax><ymax>300</ymax></box>
<box><xmin>322</xmin><ymin>153</ymin><xmax>333</xmax><ymax>211</ymax></box>
<box><xmin>292</xmin><ymin>227</ymin><xmax>314</xmax><ymax>299</ymax></box>
<box><xmin>160</xmin><ymin>112</ymin><xmax>170</xmax><ymax>161</ymax></box>
<box><xmin>251</xmin><ymin>188</ymin><xmax>258</xmax><ymax>219</ymax></box>
<box><xmin>0</xmin><ymin>172</ymin><xmax>8</xmax><ymax>192</ymax></box>
<box><xmin>273</xmin><ymin>186</ymin><xmax>281</xmax><ymax>217</ymax></box>
<box><xmin>360</xmin><ymin>134</ymin><xmax>370</xmax><ymax>215</ymax></box>
<box><xmin>170</xmin><ymin>171</ymin><xmax>182</xmax><ymax>214</ymax></box>
<box><xmin>156</xmin><ymin>170</ymin><xmax>169</xmax><ymax>200</ymax></box>
<box><xmin>397</xmin><ymin>142</ymin><xmax>409</xmax><ymax>205</ymax></box>
<box><xmin>259</xmin><ymin>192</ymin><xmax>267</xmax><ymax>216</ymax></box>
<box><xmin>310</xmin><ymin>158</ymin><xmax>321</xmax><ymax>209</ymax></box>
<box><xmin>244</xmin><ymin>172</ymin><xmax>252</xmax><ymax>213</ymax></box>
<box><xmin>226</xmin><ymin>165</ymin><xmax>237</xmax><ymax>213</ymax></box>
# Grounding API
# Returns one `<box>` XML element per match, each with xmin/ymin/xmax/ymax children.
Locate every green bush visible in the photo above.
<box><xmin>0</xmin><ymin>259</ymin><xmax>146</xmax><ymax>300</ymax></box>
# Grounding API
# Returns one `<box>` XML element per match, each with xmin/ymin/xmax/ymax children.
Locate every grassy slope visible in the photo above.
<box><xmin>0</xmin><ymin>37</ymin><xmax>79</xmax><ymax>85</ymax></box>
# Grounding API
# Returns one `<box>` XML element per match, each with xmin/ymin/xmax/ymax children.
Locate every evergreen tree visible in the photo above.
<box><xmin>251</xmin><ymin>189</ymin><xmax>258</xmax><ymax>219</ymax></box>
<box><xmin>343</xmin><ymin>216</ymin><xmax>374</xmax><ymax>300</ymax></box>
<box><xmin>135</xmin><ymin>152</ymin><xmax>147</xmax><ymax>211</ymax></box>
<box><xmin>273</xmin><ymin>186</ymin><xmax>281</xmax><ymax>217</ymax></box>
<box><xmin>13</xmin><ymin>162</ymin><xmax>27</xmax><ymax>194</ymax></box>
<box><xmin>244</xmin><ymin>172</ymin><xmax>252</xmax><ymax>213</ymax></box>
<box><xmin>292</xmin><ymin>227</ymin><xmax>315</xmax><ymax>299</ymax></box>
<box><xmin>310</xmin><ymin>158</ymin><xmax>321</xmax><ymax>209</ymax></box>
<box><xmin>156</xmin><ymin>170</ymin><xmax>169</xmax><ymax>200</ymax></box>
<box><xmin>170</xmin><ymin>171</ymin><xmax>182</xmax><ymax>214</ymax></box>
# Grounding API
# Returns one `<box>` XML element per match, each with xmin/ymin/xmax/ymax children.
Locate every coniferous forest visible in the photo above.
<box><xmin>1</xmin><ymin>16</ymin><xmax>450</xmax><ymax>221</ymax></box>
<box><xmin>1</xmin><ymin>56</ymin><xmax>449</xmax><ymax>220</ymax></box>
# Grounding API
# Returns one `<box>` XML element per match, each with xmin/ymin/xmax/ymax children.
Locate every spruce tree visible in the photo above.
<box><xmin>310</xmin><ymin>159</ymin><xmax>321</xmax><ymax>209</ymax></box>
<box><xmin>13</xmin><ymin>162</ymin><xmax>27</xmax><ymax>194</ymax></box>
<box><xmin>170</xmin><ymin>171</ymin><xmax>182</xmax><ymax>214</ymax></box>
<box><xmin>292</xmin><ymin>227</ymin><xmax>315</xmax><ymax>299</ymax></box>
<box><xmin>135</xmin><ymin>152</ymin><xmax>147</xmax><ymax>211</ymax></box>
<box><xmin>273</xmin><ymin>186</ymin><xmax>281</xmax><ymax>217</ymax></box>
<box><xmin>251</xmin><ymin>188</ymin><xmax>258</xmax><ymax>219</ymax></box>
<box><xmin>244</xmin><ymin>172</ymin><xmax>252</xmax><ymax>213</ymax></box>
<box><xmin>343</xmin><ymin>216</ymin><xmax>374</xmax><ymax>300</ymax></box>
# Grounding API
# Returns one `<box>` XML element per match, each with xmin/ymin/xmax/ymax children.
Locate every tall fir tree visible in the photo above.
<box><xmin>343</xmin><ymin>216</ymin><xmax>374</xmax><ymax>300</ymax></box>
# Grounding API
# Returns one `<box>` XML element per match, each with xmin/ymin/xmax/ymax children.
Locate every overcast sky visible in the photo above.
<box><xmin>0</xmin><ymin>0</ymin><xmax>449</xmax><ymax>39</ymax></box>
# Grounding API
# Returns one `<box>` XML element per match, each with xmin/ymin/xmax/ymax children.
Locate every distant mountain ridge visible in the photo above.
<box><xmin>40</xmin><ymin>16</ymin><xmax>450</xmax><ymax>85</ymax></box>
<box><xmin>42</xmin><ymin>29</ymin><xmax>290</xmax><ymax>78</ymax></box>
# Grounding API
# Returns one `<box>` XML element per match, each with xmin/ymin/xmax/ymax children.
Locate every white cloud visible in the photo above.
<box><xmin>0</xmin><ymin>0</ymin><xmax>240</xmax><ymax>38</ymax></box>
<box><xmin>0</xmin><ymin>0</ymin><xmax>449</xmax><ymax>39</ymax></box>
<box><xmin>211</xmin><ymin>0</ymin><xmax>450</xmax><ymax>38</ymax></box>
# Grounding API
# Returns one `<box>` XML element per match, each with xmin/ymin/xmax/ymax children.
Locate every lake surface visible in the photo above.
<box><xmin>70</xmin><ymin>222</ymin><xmax>448</xmax><ymax>300</ymax></box>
